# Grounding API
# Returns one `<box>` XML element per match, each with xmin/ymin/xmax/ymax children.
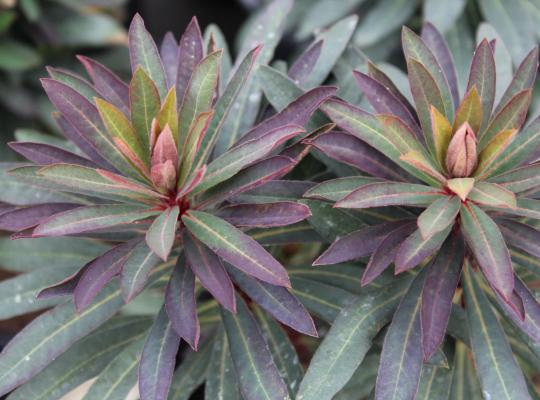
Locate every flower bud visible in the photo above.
<box><xmin>151</xmin><ymin>124</ymin><xmax>178</xmax><ymax>192</ymax></box>
<box><xmin>445</xmin><ymin>122</ymin><xmax>477</xmax><ymax>178</ymax></box>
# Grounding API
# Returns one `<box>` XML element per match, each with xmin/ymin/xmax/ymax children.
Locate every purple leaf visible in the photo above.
<box><xmin>495</xmin><ymin>46</ymin><xmax>539</xmax><ymax>115</ymax></box>
<box><xmin>362</xmin><ymin>223</ymin><xmax>417</xmax><ymax>286</ymax></box>
<box><xmin>145</xmin><ymin>206</ymin><xmax>179</xmax><ymax>261</ymax></box>
<box><xmin>460</xmin><ymin>203</ymin><xmax>514</xmax><ymax>299</ymax></box>
<box><xmin>37</xmin><ymin>266</ymin><xmax>87</xmax><ymax>299</ymax></box>
<box><xmin>467</xmin><ymin>39</ymin><xmax>496</xmax><ymax>131</ymax></box>
<box><xmin>226</xmin><ymin>265</ymin><xmax>317</xmax><ymax>337</ymax></box>
<box><xmin>41</xmin><ymin>79</ymin><xmax>134</xmax><ymax>177</ymax></box>
<box><xmin>221</xmin><ymin>295</ymin><xmax>290</xmax><ymax>400</ymax></box>
<box><xmin>176</xmin><ymin>17</ymin><xmax>204</xmax><ymax>101</ymax></box>
<box><xmin>139</xmin><ymin>306</ymin><xmax>181</xmax><ymax>400</ymax></box>
<box><xmin>9</xmin><ymin>142</ymin><xmax>98</xmax><ymax>168</ymax></box>
<box><xmin>375</xmin><ymin>269</ymin><xmax>427</xmax><ymax>400</ymax></box>
<box><xmin>196</xmin><ymin>155</ymin><xmax>297</xmax><ymax>208</ymax></box>
<box><xmin>498</xmin><ymin>219</ymin><xmax>540</xmax><ymax>258</ymax></box>
<box><xmin>367</xmin><ymin>61</ymin><xmax>416</xmax><ymax>117</ymax></box>
<box><xmin>309</xmin><ymin>131</ymin><xmax>410</xmax><ymax>181</ymax></box>
<box><xmin>128</xmin><ymin>14</ymin><xmax>168</xmax><ymax>98</ymax></box>
<box><xmin>394</xmin><ymin>225</ymin><xmax>453</xmax><ymax>273</ymax></box>
<box><xmin>120</xmin><ymin>240</ymin><xmax>161</xmax><ymax>302</ymax></box>
<box><xmin>421</xmin><ymin>22</ymin><xmax>460</xmax><ymax>108</ymax></box>
<box><xmin>335</xmin><ymin>182</ymin><xmax>444</xmax><ymax>209</ymax></box>
<box><xmin>421</xmin><ymin>232</ymin><xmax>464</xmax><ymax>360</ymax></box>
<box><xmin>353</xmin><ymin>71</ymin><xmax>422</xmax><ymax>139</ymax></box>
<box><xmin>288</xmin><ymin>40</ymin><xmax>323</xmax><ymax>86</ymax></box>
<box><xmin>165</xmin><ymin>255</ymin><xmax>199</xmax><ymax>349</ymax></box>
<box><xmin>182</xmin><ymin>210</ymin><xmax>291</xmax><ymax>287</ymax></box>
<box><xmin>237</xmin><ymin>86</ymin><xmax>337</xmax><ymax>145</ymax></box>
<box><xmin>0</xmin><ymin>203</ymin><xmax>77</xmax><ymax>232</ymax></box>
<box><xmin>77</xmin><ymin>55</ymin><xmax>130</xmax><ymax>114</ymax></box>
<box><xmin>216</xmin><ymin>201</ymin><xmax>310</xmax><ymax>227</ymax></box>
<box><xmin>183</xmin><ymin>230</ymin><xmax>236</xmax><ymax>312</ymax></box>
<box><xmin>160</xmin><ymin>31</ymin><xmax>179</xmax><ymax>88</ymax></box>
<box><xmin>74</xmin><ymin>240</ymin><xmax>138</xmax><ymax>312</ymax></box>
<box><xmin>498</xmin><ymin>276</ymin><xmax>540</xmax><ymax>343</ymax></box>
<box><xmin>54</xmin><ymin>115</ymin><xmax>114</xmax><ymax>171</ymax></box>
<box><xmin>314</xmin><ymin>221</ymin><xmax>412</xmax><ymax>266</ymax></box>
<box><xmin>33</xmin><ymin>205</ymin><xmax>158</xmax><ymax>237</ymax></box>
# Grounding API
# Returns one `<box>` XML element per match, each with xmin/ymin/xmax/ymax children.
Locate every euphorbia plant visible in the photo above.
<box><xmin>300</xmin><ymin>23</ymin><xmax>540</xmax><ymax>399</ymax></box>
<box><xmin>0</xmin><ymin>6</ymin><xmax>337</xmax><ymax>399</ymax></box>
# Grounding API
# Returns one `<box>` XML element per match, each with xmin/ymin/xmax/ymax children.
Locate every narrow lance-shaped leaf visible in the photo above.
<box><xmin>196</xmin><ymin>156</ymin><xmax>297</xmax><ymax>208</ymax></box>
<box><xmin>96</xmin><ymin>97</ymin><xmax>148</xmax><ymax>168</ymax></box>
<box><xmin>74</xmin><ymin>240</ymin><xmax>138</xmax><ymax>312</ymax></box>
<box><xmin>120</xmin><ymin>240</ymin><xmax>161</xmax><ymax>302</ymax></box>
<box><xmin>167</xmin><ymin>338</ymin><xmax>214</xmax><ymax>400</ymax></box>
<box><xmin>0</xmin><ymin>282</ymin><xmax>124</xmax><ymax>396</ymax></box>
<box><xmin>216</xmin><ymin>201</ymin><xmax>311</xmax><ymax>228</ymax></box>
<box><xmin>182</xmin><ymin>210</ymin><xmax>290</xmax><ymax>287</ymax></box>
<box><xmin>354</xmin><ymin>70</ymin><xmax>422</xmax><ymax>139</ymax></box>
<box><xmin>238</xmin><ymin>86</ymin><xmax>337</xmax><ymax>146</ymax></box>
<box><xmin>9</xmin><ymin>141</ymin><xmax>98</xmax><ymax>168</ymax></box>
<box><xmin>165</xmin><ymin>255</ymin><xmax>199</xmax><ymax>349</ymax></box>
<box><xmin>178</xmin><ymin>50</ymin><xmax>221</xmax><ymax>150</ymax></box>
<box><xmin>478</xmin><ymin>89</ymin><xmax>531</xmax><ymax>151</ymax></box>
<box><xmin>8</xmin><ymin>317</ymin><xmax>150</xmax><ymax>400</ymax></box>
<box><xmin>176</xmin><ymin>17</ymin><xmax>204</xmax><ymax>99</ymax></box>
<box><xmin>375</xmin><ymin>269</ymin><xmax>428</xmax><ymax>400</ymax></box>
<box><xmin>226</xmin><ymin>266</ymin><xmax>317</xmax><ymax>337</ymax></box>
<box><xmin>475</xmin><ymin>129</ymin><xmax>517</xmax><ymax>178</ymax></box>
<box><xmin>130</xmin><ymin>67</ymin><xmax>160</xmax><ymax>158</ymax></box>
<box><xmin>467</xmin><ymin>40</ymin><xmax>496</xmax><ymax>131</ymax></box>
<box><xmin>0</xmin><ymin>203</ymin><xmax>77</xmax><ymax>232</ymax></box>
<box><xmin>495</xmin><ymin>46</ymin><xmax>538</xmax><ymax>115</ymax></box>
<box><xmin>82</xmin><ymin>338</ymin><xmax>144</xmax><ymax>400</ymax></box>
<box><xmin>417</xmin><ymin>195</ymin><xmax>461</xmax><ymax>239</ymax></box>
<box><xmin>309</xmin><ymin>131</ymin><xmax>410</xmax><ymax>181</ymax></box>
<box><xmin>296</xmin><ymin>276</ymin><xmax>413</xmax><ymax>400</ymax></box>
<box><xmin>454</xmin><ymin>86</ymin><xmax>483</xmax><ymax>134</ymax></box>
<box><xmin>314</xmin><ymin>221</ymin><xmax>411</xmax><ymax>266</ymax></box>
<box><xmin>394</xmin><ymin>225</ymin><xmax>453</xmax><ymax>273</ymax></box>
<box><xmin>460</xmin><ymin>203</ymin><xmax>514</xmax><ymax>299</ymax></box>
<box><xmin>468</xmin><ymin>181</ymin><xmax>517</xmax><ymax>208</ymax></box>
<box><xmin>254</xmin><ymin>307</ymin><xmax>303</xmax><ymax>398</ymax></box>
<box><xmin>421</xmin><ymin>232</ymin><xmax>464</xmax><ymax>360</ymax></box>
<box><xmin>183</xmin><ymin>230</ymin><xmax>236</xmax><ymax>312</ymax></box>
<box><xmin>145</xmin><ymin>206</ymin><xmax>179</xmax><ymax>261</ymax></box>
<box><xmin>402</xmin><ymin>26</ymin><xmax>454</xmax><ymax>120</ymax></box>
<box><xmin>77</xmin><ymin>55</ymin><xmax>130</xmax><ymax>114</ymax></box>
<box><xmin>221</xmin><ymin>295</ymin><xmax>290</xmax><ymax>400</ymax></box>
<box><xmin>288</xmin><ymin>40</ymin><xmax>323</xmax><ymax>87</ymax></box>
<box><xmin>194</xmin><ymin>124</ymin><xmax>304</xmax><ymax>194</ymax></box>
<box><xmin>429</xmin><ymin>105</ymin><xmax>453</xmax><ymax>167</ymax></box>
<box><xmin>139</xmin><ymin>306</ymin><xmax>181</xmax><ymax>400</ymax></box>
<box><xmin>33</xmin><ymin>205</ymin><xmax>159</xmax><ymax>237</ymax></box>
<box><xmin>406</xmin><ymin>57</ymin><xmax>446</xmax><ymax>156</ymax></box>
<box><xmin>157</xmin><ymin>88</ymin><xmax>178</xmax><ymax>139</ymax></box>
<box><xmin>362</xmin><ymin>223</ymin><xmax>416</xmax><ymax>286</ymax></box>
<box><xmin>194</xmin><ymin>46</ymin><xmax>261</xmax><ymax>169</ymax></box>
<box><xmin>160</xmin><ymin>32</ymin><xmax>179</xmax><ymax>88</ymax></box>
<box><xmin>205</xmin><ymin>327</ymin><xmax>241</xmax><ymax>400</ymax></box>
<box><xmin>41</xmin><ymin>79</ymin><xmax>136</xmax><ymax>178</ymax></box>
<box><xmin>335</xmin><ymin>182</ymin><xmax>444</xmax><ymax>209</ymax></box>
<box><xmin>463</xmin><ymin>265</ymin><xmax>531</xmax><ymax>400</ymax></box>
<box><xmin>128</xmin><ymin>14</ymin><xmax>168</xmax><ymax>98</ymax></box>
<box><xmin>421</xmin><ymin>22</ymin><xmax>460</xmax><ymax>108</ymax></box>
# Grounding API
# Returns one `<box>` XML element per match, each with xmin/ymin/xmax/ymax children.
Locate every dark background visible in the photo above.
<box><xmin>130</xmin><ymin>0</ymin><xmax>248</xmax><ymax>45</ymax></box>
